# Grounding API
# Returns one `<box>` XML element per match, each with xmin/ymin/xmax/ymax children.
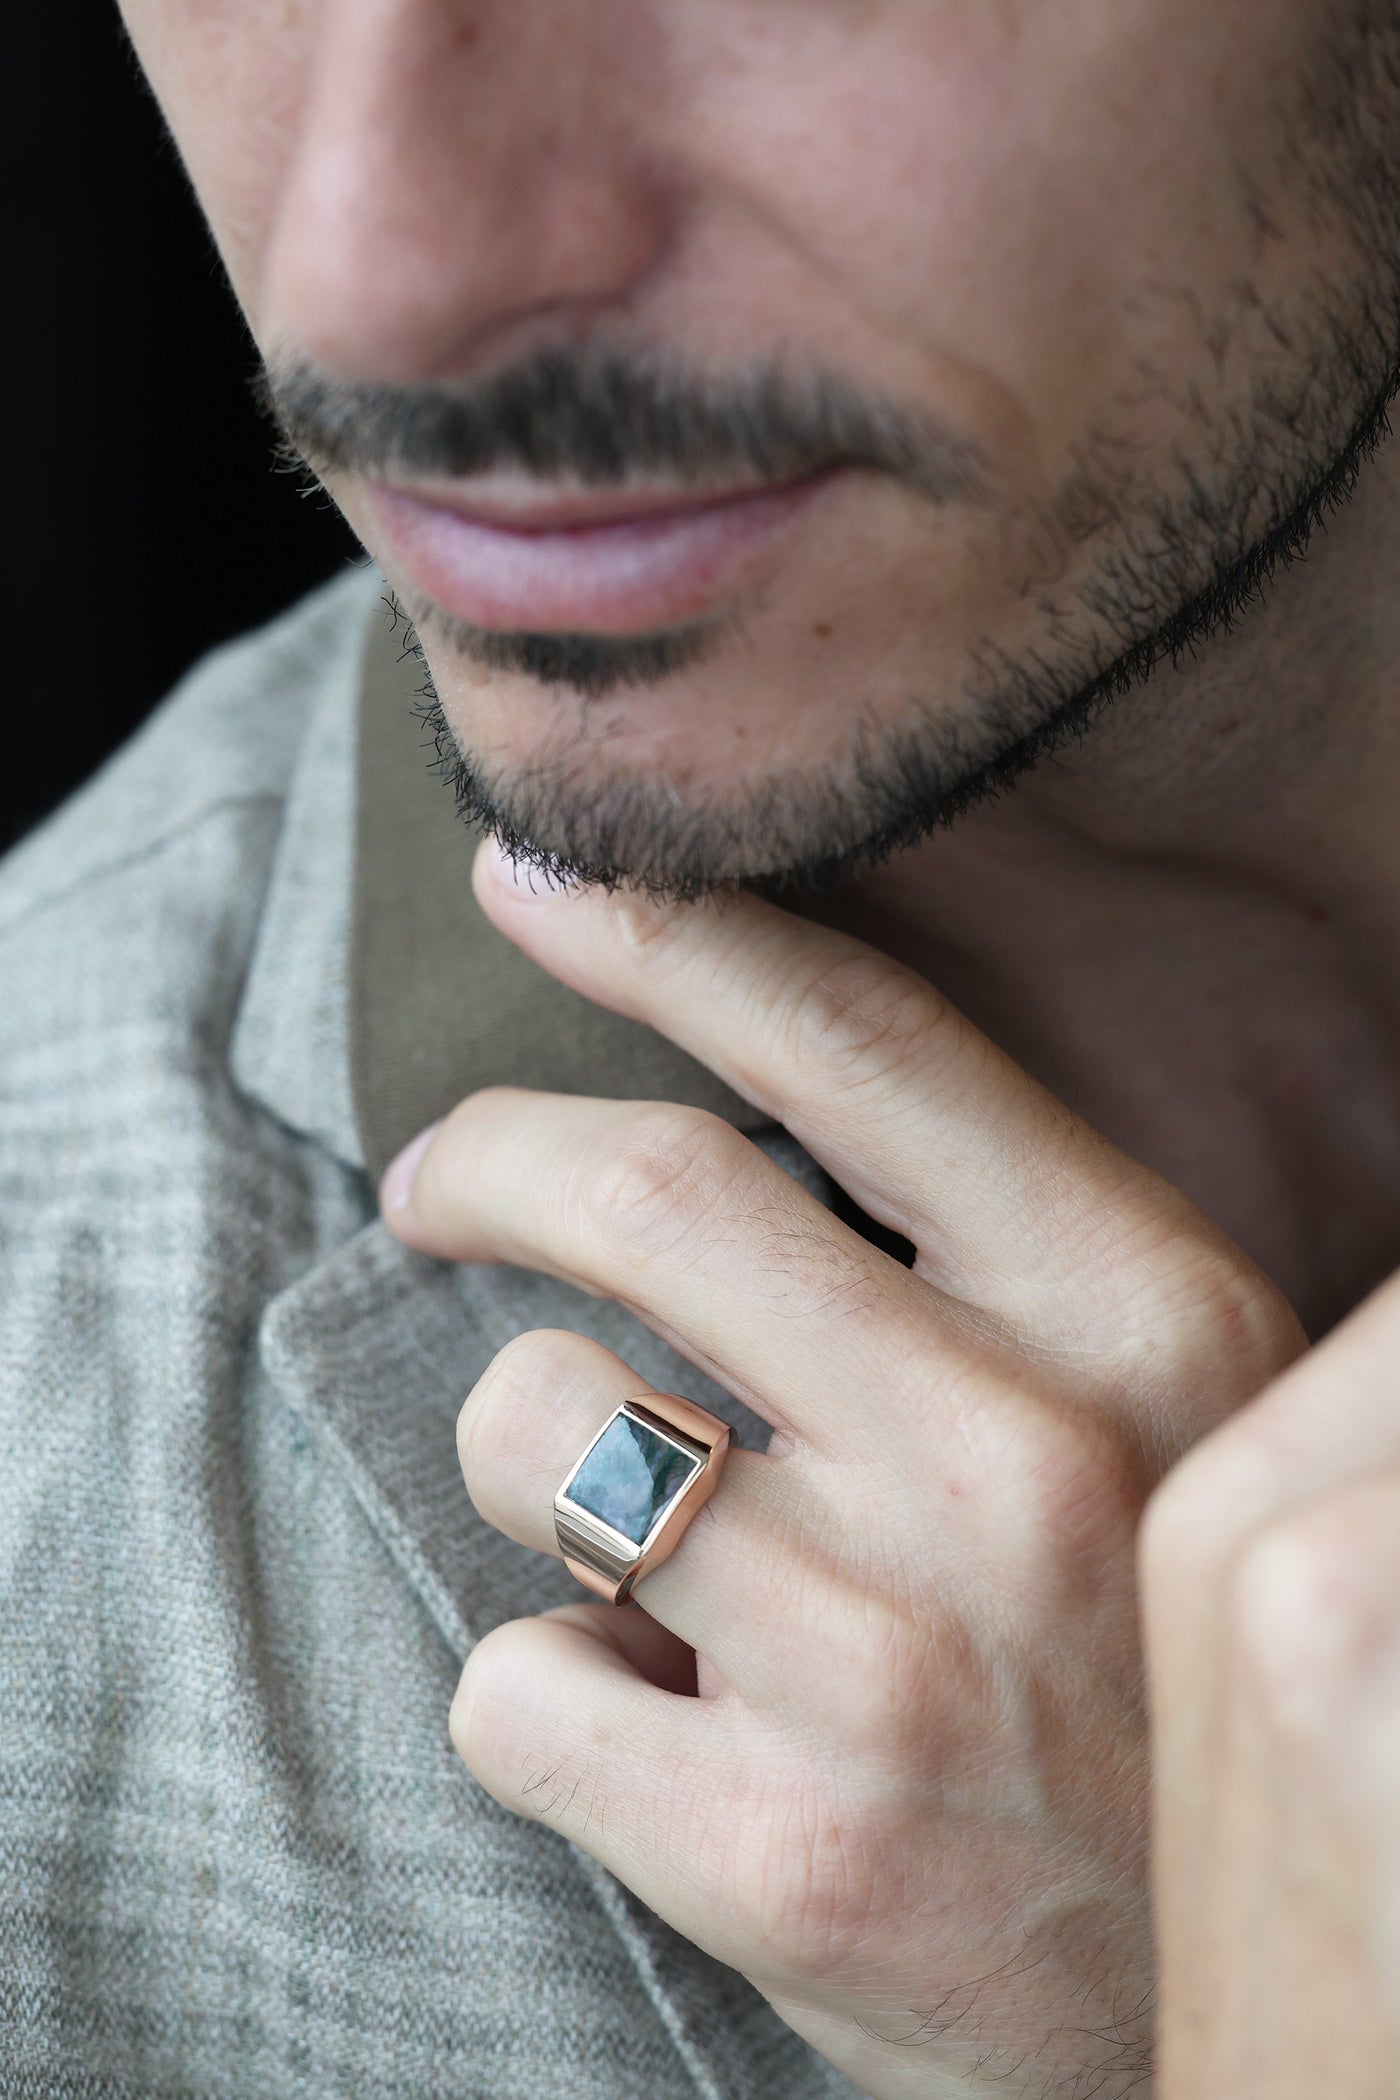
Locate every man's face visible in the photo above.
<box><xmin>122</xmin><ymin>0</ymin><xmax>1399</xmax><ymax>895</ymax></box>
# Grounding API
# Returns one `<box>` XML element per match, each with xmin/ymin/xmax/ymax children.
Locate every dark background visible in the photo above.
<box><xmin>8</xmin><ymin>6</ymin><xmax>359</xmax><ymax>849</ymax></box>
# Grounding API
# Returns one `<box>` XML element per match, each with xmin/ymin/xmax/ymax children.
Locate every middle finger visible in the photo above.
<box><xmin>396</xmin><ymin>1084</ymin><xmax>969</xmax><ymax>1458</ymax></box>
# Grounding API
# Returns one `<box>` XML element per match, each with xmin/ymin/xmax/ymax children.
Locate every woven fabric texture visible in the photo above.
<box><xmin>0</xmin><ymin>571</ymin><xmax>867</xmax><ymax>2100</ymax></box>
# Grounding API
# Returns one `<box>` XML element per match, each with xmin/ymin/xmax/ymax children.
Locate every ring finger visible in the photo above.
<box><xmin>458</xmin><ymin>1325</ymin><xmax>825</xmax><ymax>1697</ymax></box>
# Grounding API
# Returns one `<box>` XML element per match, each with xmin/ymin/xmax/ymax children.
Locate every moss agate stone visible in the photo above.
<box><xmin>567</xmin><ymin>1414</ymin><xmax>700</xmax><ymax>1546</ymax></box>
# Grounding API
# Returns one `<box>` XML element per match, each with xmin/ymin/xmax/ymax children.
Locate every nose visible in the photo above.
<box><xmin>265</xmin><ymin>0</ymin><xmax>678</xmax><ymax>383</ymax></box>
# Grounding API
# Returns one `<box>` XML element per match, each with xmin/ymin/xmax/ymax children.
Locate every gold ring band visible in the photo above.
<box><xmin>554</xmin><ymin>1392</ymin><xmax>731</xmax><ymax>1605</ymax></box>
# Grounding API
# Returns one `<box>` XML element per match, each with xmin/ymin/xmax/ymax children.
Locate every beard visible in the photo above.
<box><xmin>268</xmin><ymin>10</ymin><xmax>1400</xmax><ymax>905</ymax></box>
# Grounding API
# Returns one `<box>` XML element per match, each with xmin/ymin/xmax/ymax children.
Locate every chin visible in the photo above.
<box><xmin>415</xmin><ymin>645</ymin><xmax>979</xmax><ymax>903</ymax></box>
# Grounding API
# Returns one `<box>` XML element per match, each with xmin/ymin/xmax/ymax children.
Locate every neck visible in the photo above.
<box><xmin>820</xmin><ymin>435</ymin><xmax>1400</xmax><ymax>1338</ymax></box>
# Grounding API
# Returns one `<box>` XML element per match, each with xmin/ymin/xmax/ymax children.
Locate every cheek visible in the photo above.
<box><xmin>118</xmin><ymin>0</ymin><xmax>320</xmax><ymax>330</ymax></box>
<box><xmin>676</xmin><ymin>1</ymin><xmax>1314</xmax><ymax>471</ymax></box>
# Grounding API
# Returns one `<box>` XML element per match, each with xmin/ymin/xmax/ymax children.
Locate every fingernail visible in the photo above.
<box><xmin>380</xmin><ymin>1120</ymin><xmax>441</xmax><ymax>1214</ymax></box>
<box><xmin>475</xmin><ymin>834</ymin><xmax>559</xmax><ymax>905</ymax></box>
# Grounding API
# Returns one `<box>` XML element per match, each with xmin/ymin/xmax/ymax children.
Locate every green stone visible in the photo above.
<box><xmin>566</xmin><ymin>1414</ymin><xmax>700</xmax><ymax>1546</ymax></box>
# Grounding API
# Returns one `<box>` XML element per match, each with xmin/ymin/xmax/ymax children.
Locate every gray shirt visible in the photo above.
<box><xmin>0</xmin><ymin>571</ymin><xmax>866</xmax><ymax>2099</ymax></box>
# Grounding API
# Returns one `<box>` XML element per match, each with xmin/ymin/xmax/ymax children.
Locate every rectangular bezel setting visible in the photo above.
<box><xmin>559</xmin><ymin>1406</ymin><xmax>704</xmax><ymax>1549</ymax></box>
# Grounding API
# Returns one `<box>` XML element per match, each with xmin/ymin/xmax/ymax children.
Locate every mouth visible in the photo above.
<box><xmin>365</xmin><ymin>467</ymin><xmax>841</xmax><ymax>636</ymax></box>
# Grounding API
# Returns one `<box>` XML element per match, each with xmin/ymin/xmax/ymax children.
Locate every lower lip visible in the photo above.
<box><xmin>367</xmin><ymin>473</ymin><xmax>837</xmax><ymax>634</ymax></box>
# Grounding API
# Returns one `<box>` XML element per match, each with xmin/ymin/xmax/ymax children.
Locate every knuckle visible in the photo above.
<box><xmin>725</xmin><ymin>1776</ymin><xmax>888</xmax><ymax>1983</ymax></box>
<box><xmin>786</xmin><ymin>952</ymin><xmax>951</xmax><ymax>1094</ymax></box>
<box><xmin>992</xmin><ymin>1399</ymin><xmax>1149</xmax><ymax>1604</ymax></box>
<box><xmin>1226</xmin><ymin>1520</ymin><xmax>1347</xmax><ymax>1733</ymax></box>
<box><xmin>1121</xmin><ymin>1224</ymin><xmax>1304</xmax><ymax>1400</ymax></box>
<box><xmin>581</xmin><ymin>1105</ymin><xmax>748</xmax><ymax>1264</ymax></box>
<box><xmin>845</xmin><ymin>1588</ymin><xmax>981</xmax><ymax>1774</ymax></box>
<box><xmin>1225</xmin><ymin>1480</ymin><xmax>1400</xmax><ymax>1736</ymax></box>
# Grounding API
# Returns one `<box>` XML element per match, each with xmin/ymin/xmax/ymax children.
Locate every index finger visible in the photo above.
<box><xmin>473</xmin><ymin>840</ymin><xmax>1255</xmax><ymax>1346</ymax></box>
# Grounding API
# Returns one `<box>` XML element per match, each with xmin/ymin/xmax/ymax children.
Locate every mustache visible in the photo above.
<box><xmin>257</xmin><ymin>345</ymin><xmax>993</xmax><ymax>508</ymax></box>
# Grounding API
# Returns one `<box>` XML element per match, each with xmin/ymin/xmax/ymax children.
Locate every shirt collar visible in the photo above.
<box><xmin>227</xmin><ymin>570</ymin><xmax>370</xmax><ymax>1170</ymax></box>
<box><xmin>232</xmin><ymin>577</ymin><xmax>770</xmax><ymax>1183</ymax></box>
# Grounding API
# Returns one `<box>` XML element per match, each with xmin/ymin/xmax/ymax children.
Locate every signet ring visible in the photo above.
<box><xmin>554</xmin><ymin>1393</ymin><xmax>731</xmax><ymax>1605</ymax></box>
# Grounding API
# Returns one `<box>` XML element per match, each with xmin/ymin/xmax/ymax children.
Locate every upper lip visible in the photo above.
<box><xmin>373</xmin><ymin>471</ymin><xmax>822</xmax><ymax>535</ymax></box>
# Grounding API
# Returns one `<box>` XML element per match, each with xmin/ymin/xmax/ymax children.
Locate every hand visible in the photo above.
<box><xmin>1143</xmin><ymin>1269</ymin><xmax>1400</xmax><ymax>2098</ymax></box>
<box><xmin>382</xmin><ymin>839</ymin><xmax>1302</xmax><ymax>2100</ymax></box>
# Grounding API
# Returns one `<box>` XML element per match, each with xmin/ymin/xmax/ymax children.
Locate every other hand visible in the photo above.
<box><xmin>1144</xmin><ymin>1267</ymin><xmax>1400</xmax><ymax>2098</ymax></box>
